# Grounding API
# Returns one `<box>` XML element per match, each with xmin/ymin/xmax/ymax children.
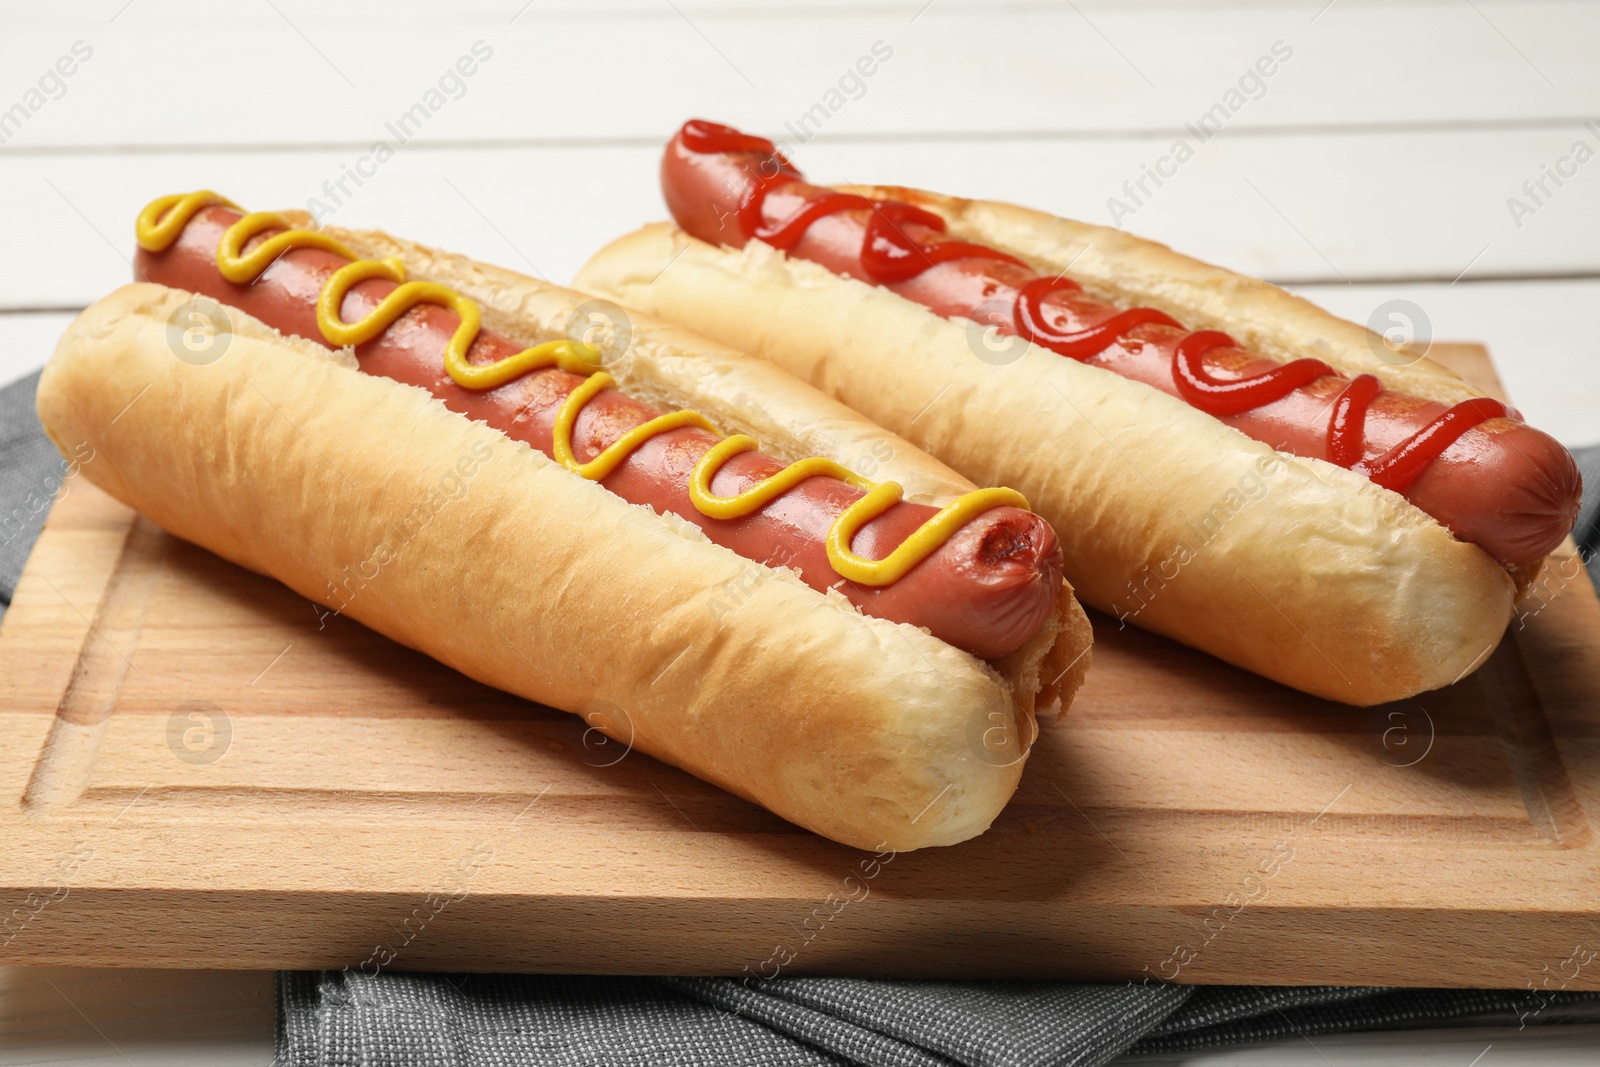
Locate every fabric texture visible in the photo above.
<box><xmin>1574</xmin><ymin>441</ymin><xmax>1600</xmax><ymax>588</ymax></box>
<box><xmin>273</xmin><ymin>973</ymin><xmax>1600</xmax><ymax>1067</ymax></box>
<box><xmin>0</xmin><ymin>370</ymin><xmax>61</xmax><ymax>613</ymax></box>
<box><xmin>4</xmin><ymin>370</ymin><xmax>1600</xmax><ymax>1064</ymax></box>
<box><xmin>1131</xmin><ymin>984</ymin><xmax>1600</xmax><ymax>1052</ymax></box>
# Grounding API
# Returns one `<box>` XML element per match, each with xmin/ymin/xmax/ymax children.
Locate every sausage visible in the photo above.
<box><xmin>133</xmin><ymin>205</ymin><xmax>1062</xmax><ymax>660</ymax></box>
<box><xmin>661</xmin><ymin>124</ymin><xmax>1583</xmax><ymax>569</ymax></box>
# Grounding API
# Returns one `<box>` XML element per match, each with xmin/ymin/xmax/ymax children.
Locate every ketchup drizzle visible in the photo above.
<box><xmin>756</xmin><ymin>190</ymin><xmax>873</xmax><ymax>251</ymax></box>
<box><xmin>860</xmin><ymin>201</ymin><xmax>1026</xmax><ymax>283</ymax></box>
<box><xmin>738</xmin><ymin>170</ymin><xmax>798</xmax><ymax>239</ymax></box>
<box><xmin>682</xmin><ymin>119</ymin><xmax>791</xmax><ymax>166</ymax></box>
<box><xmin>1017</xmin><ymin>278</ymin><xmax>1181</xmax><ymax>361</ymax></box>
<box><xmin>1361</xmin><ymin>397</ymin><xmax>1507</xmax><ymax>493</ymax></box>
<box><xmin>1327</xmin><ymin>374</ymin><xmax>1383</xmax><ymax>470</ymax></box>
<box><xmin>679</xmin><ymin>120</ymin><xmax>1517</xmax><ymax>490</ymax></box>
<box><xmin>1173</xmin><ymin>331</ymin><xmax>1334</xmax><ymax>418</ymax></box>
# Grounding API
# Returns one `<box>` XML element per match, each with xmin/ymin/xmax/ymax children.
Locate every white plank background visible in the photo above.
<box><xmin>4</xmin><ymin>0</ymin><xmax>1599</xmax><ymax>445</ymax></box>
<box><xmin>2</xmin><ymin>0</ymin><xmax>1598</xmax><ymax>1062</ymax></box>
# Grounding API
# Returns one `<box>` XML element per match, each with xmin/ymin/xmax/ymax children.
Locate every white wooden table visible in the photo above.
<box><xmin>2</xmin><ymin>1</ymin><xmax>1598</xmax><ymax>1062</ymax></box>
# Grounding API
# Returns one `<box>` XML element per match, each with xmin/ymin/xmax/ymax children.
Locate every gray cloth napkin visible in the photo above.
<box><xmin>5</xmin><ymin>370</ymin><xmax>1600</xmax><ymax>1064</ymax></box>
<box><xmin>275</xmin><ymin>973</ymin><xmax>1600</xmax><ymax>1067</ymax></box>
<box><xmin>0</xmin><ymin>370</ymin><xmax>67</xmax><ymax>610</ymax></box>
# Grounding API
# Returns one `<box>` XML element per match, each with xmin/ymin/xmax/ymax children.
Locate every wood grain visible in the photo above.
<box><xmin>1</xmin><ymin>343</ymin><xmax>1597</xmax><ymax>984</ymax></box>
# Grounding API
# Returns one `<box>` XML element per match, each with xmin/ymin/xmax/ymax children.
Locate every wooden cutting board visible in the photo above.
<box><xmin>3</xmin><ymin>343</ymin><xmax>1598</xmax><ymax>988</ymax></box>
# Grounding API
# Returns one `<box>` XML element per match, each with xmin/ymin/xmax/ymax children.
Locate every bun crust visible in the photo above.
<box><xmin>575</xmin><ymin>221</ymin><xmax>1516</xmax><ymax>706</ymax></box>
<box><xmin>38</xmin><ymin>280</ymin><xmax>1090</xmax><ymax>850</ymax></box>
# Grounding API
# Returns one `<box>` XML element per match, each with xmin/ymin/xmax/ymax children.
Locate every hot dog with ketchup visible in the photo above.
<box><xmin>575</xmin><ymin>119</ymin><xmax>1582</xmax><ymax>704</ymax></box>
<box><xmin>658</xmin><ymin>122</ymin><xmax>1578</xmax><ymax>570</ymax></box>
<box><xmin>36</xmin><ymin>193</ymin><xmax>1092</xmax><ymax>850</ymax></box>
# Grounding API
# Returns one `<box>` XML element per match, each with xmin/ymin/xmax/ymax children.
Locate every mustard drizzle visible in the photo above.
<box><xmin>136</xmin><ymin>190</ymin><xmax>1029</xmax><ymax>587</ymax></box>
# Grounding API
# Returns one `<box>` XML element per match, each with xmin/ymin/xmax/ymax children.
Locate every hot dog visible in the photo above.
<box><xmin>658</xmin><ymin>121</ymin><xmax>1578</xmax><ymax>570</ymax></box>
<box><xmin>574</xmin><ymin>119</ymin><xmax>1576</xmax><ymax>704</ymax></box>
<box><xmin>35</xmin><ymin>192</ymin><xmax>1093</xmax><ymax>850</ymax></box>
<box><xmin>131</xmin><ymin>198</ymin><xmax>1060</xmax><ymax>661</ymax></box>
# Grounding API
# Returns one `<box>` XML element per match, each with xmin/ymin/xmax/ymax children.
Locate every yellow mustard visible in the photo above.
<box><xmin>136</xmin><ymin>191</ymin><xmax>1028</xmax><ymax>587</ymax></box>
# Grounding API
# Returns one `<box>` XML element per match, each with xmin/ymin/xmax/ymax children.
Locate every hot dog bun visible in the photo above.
<box><xmin>38</xmin><ymin>271</ymin><xmax>1090</xmax><ymax>851</ymax></box>
<box><xmin>575</xmin><ymin>215</ymin><xmax>1518</xmax><ymax>706</ymax></box>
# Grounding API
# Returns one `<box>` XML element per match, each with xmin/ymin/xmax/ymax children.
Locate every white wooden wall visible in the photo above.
<box><xmin>2</xmin><ymin>2</ymin><xmax>1599</xmax><ymax>1062</ymax></box>
<box><xmin>3</xmin><ymin>0</ymin><xmax>1598</xmax><ymax>445</ymax></box>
